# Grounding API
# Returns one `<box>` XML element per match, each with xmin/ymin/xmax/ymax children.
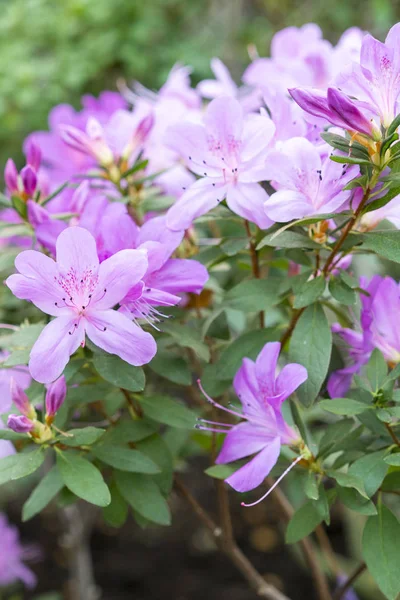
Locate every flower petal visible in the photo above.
<box><xmin>146</xmin><ymin>258</ymin><xmax>208</xmax><ymax>295</ymax></box>
<box><xmin>264</xmin><ymin>189</ymin><xmax>313</xmax><ymax>222</ymax></box>
<box><xmin>225</xmin><ymin>437</ymin><xmax>281</xmax><ymax>492</ymax></box>
<box><xmin>56</xmin><ymin>226</ymin><xmax>99</xmax><ymax>275</ymax></box>
<box><xmin>216</xmin><ymin>422</ymin><xmax>273</xmax><ymax>464</ymax></box>
<box><xmin>227</xmin><ymin>183</ymin><xmax>273</xmax><ymax>229</ymax></box>
<box><xmin>85</xmin><ymin>310</ymin><xmax>156</xmax><ymax>366</ymax></box>
<box><xmin>6</xmin><ymin>251</ymin><xmax>68</xmax><ymax>317</ymax></box>
<box><xmin>204</xmin><ymin>97</ymin><xmax>243</xmax><ymax>153</ymax></box>
<box><xmin>29</xmin><ymin>317</ymin><xmax>85</xmax><ymax>383</ymax></box>
<box><xmin>274</xmin><ymin>363</ymin><xmax>308</xmax><ymax>404</ymax></box>
<box><xmin>255</xmin><ymin>341</ymin><xmax>281</xmax><ymax>397</ymax></box>
<box><xmin>92</xmin><ymin>249</ymin><xmax>148</xmax><ymax>310</ymax></box>
<box><xmin>166</xmin><ymin>179</ymin><xmax>227</xmax><ymax>231</ymax></box>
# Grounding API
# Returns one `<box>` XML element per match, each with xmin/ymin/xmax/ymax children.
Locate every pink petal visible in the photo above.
<box><xmin>275</xmin><ymin>363</ymin><xmax>308</xmax><ymax>403</ymax></box>
<box><xmin>240</xmin><ymin>114</ymin><xmax>275</xmax><ymax>162</ymax></box>
<box><xmin>166</xmin><ymin>122</ymin><xmax>213</xmax><ymax>176</ymax></box>
<box><xmin>204</xmin><ymin>97</ymin><xmax>243</xmax><ymax>152</ymax></box>
<box><xmin>56</xmin><ymin>226</ymin><xmax>99</xmax><ymax>275</ymax></box>
<box><xmin>146</xmin><ymin>258</ymin><xmax>208</xmax><ymax>295</ymax></box>
<box><xmin>6</xmin><ymin>251</ymin><xmax>68</xmax><ymax>317</ymax></box>
<box><xmin>166</xmin><ymin>179</ymin><xmax>227</xmax><ymax>231</ymax></box>
<box><xmin>255</xmin><ymin>341</ymin><xmax>281</xmax><ymax>397</ymax></box>
<box><xmin>226</xmin><ymin>183</ymin><xmax>273</xmax><ymax>229</ymax></box>
<box><xmin>226</xmin><ymin>437</ymin><xmax>281</xmax><ymax>492</ymax></box>
<box><xmin>264</xmin><ymin>189</ymin><xmax>313</xmax><ymax>222</ymax></box>
<box><xmin>29</xmin><ymin>317</ymin><xmax>85</xmax><ymax>383</ymax></box>
<box><xmin>92</xmin><ymin>249</ymin><xmax>148</xmax><ymax>310</ymax></box>
<box><xmin>234</xmin><ymin>358</ymin><xmax>265</xmax><ymax>421</ymax></box>
<box><xmin>216</xmin><ymin>423</ymin><xmax>273</xmax><ymax>464</ymax></box>
<box><xmin>85</xmin><ymin>310</ymin><xmax>156</xmax><ymax>366</ymax></box>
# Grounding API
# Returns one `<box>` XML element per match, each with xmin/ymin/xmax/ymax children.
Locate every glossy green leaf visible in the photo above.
<box><xmin>56</xmin><ymin>450</ymin><xmax>111</xmax><ymax>507</ymax></box>
<box><xmin>115</xmin><ymin>471</ymin><xmax>171</xmax><ymax>526</ymax></box>
<box><xmin>93</xmin><ymin>353</ymin><xmax>145</xmax><ymax>392</ymax></box>
<box><xmin>22</xmin><ymin>466</ymin><xmax>64</xmax><ymax>521</ymax></box>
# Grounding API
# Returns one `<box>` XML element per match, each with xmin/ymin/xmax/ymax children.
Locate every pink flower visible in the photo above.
<box><xmin>264</xmin><ymin>137</ymin><xmax>357</xmax><ymax>222</ymax></box>
<box><xmin>198</xmin><ymin>342</ymin><xmax>307</xmax><ymax>499</ymax></box>
<box><xmin>6</xmin><ymin>227</ymin><xmax>157</xmax><ymax>383</ymax></box>
<box><xmin>166</xmin><ymin>97</ymin><xmax>275</xmax><ymax>230</ymax></box>
<box><xmin>45</xmin><ymin>375</ymin><xmax>67</xmax><ymax>420</ymax></box>
<box><xmin>0</xmin><ymin>513</ymin><xmax>37</xmax><ymax>589</ymax></box>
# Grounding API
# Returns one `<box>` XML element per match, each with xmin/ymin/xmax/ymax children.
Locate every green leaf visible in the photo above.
<box><xmin>224</xmin><ymin>278</ymin><xmax>281</xmax><ymax>312</ymax></box>
<box><xmin>319</xmin><ymin>398</ymin><xmax>370</xmax><ymax>416</ymax></box>
<box><xmin>149</xmin><ymin>354</ymin><xmax>192</xmax><ymax>386</ymax></box>
<box><xmin>56</xmin><ymin>451</ymin><xmax>111</xmax><ymax>507</ymax></box>
<box><xmin>361</xmin><ymin>230</ymin><xmax>400</xmax><ymax>263</ymax></box>
<box><xmin>327</xmin><ymin>470</ymin><xmax>368</xmax><ymax>499</ymax></box>
<box><xmin>137</xmin><ymin>396</ymin><xmax>197</xmax><ymax>429</ymax></box>
<box><xmin>115</xmin><ymin>471</ymin><xmax>171</xmax><ymax>526</ymax></box>
<box><xmin>92</xmin><ymin>353</ymin><xmax>145</xmax><ymax>392</ymax></box>
<box><xmin>349</xmin><ymin>450</ymin><xmax>389</xmax><ymax>497</ymax></box>
<box><xmin>362</xmin><ymin>505</ymin><xmax>400</xmax><ymax>600</ymax></box>
<box><xmin>386</xmin><ymin>113</ymin><xmax>400</xmax><ymax>137</ymax></box>
<box><xmin>285</xmin><ymin>501</ymin><xmax>323</xmax><ymax>543</ymax></box>
<box><xmin>318</xmin><ymin>420</ymin><xmax>362</xmax><ymax>458</ymax></box>
<box><xmin>0</xmin><ymin>429</ymin><xmax>30</xmax><ymax>441</ymax></box>
<box><xmin>384</xmin><ymin>453</ymin><xmax>400</xmax><ymax>466</ymax></box>
<box><xmin>161</xmin><ymin>323</ymin><xmax>210</xmax><ymax>362</ymax></box>
<box><xmin>204</xmin><ymin>464</ymin><xmax>238</xmax><ymax>479</ymax></box>
<box><xmin>338</xmin><ymin>487</ymin><xmax>377</xmax><ymax>516</ymax></box>
<box><xmin>58</xmin><ymin>427</ymin><xmax>106</xmax><ymax>447</ymax></box>
<box><xmin>91</xmin><ymin>445</ymin><xmax>160</xmax><ymax>474</ymax></box>
<box><xmin>136</xmin><ymin>434</ymin><xmax>174</xmax><ymax>494</ymax></box>
<box><xmin>330</xmin><ymin>155</ymin><xmax>371</xmax><ymax>166</ymax></box>
<box><xmin>293</xmin><ymin>276</ymin><xmax>326</xmax><ymax>309</ymax></box>
<box><xmin>366</xmin><ymin>349</ymin><xmax>388</xmax><ymax>391</ymax></box>
<box><xmin>102</xmin><ymin>482</ymin><xmax>128</xmax><ymax>528</ymax></box>
<box><xmin>257</xmin><ymin>230</ymin><xmax>320</xmax><ymax>250</ymax></box>
<box><xmin>220</xmin><ymin>237</ymin><xmax>248</xmax><ymax>256</ymax></box>
<box><xmin>101</xmin><ymin>420</ymin><xmax>157</xmax><ymax>445</ymax></box>
<box><xmin>289</xmin><ymin>304</ymin><xmax>332</xmax><ymax>406</ymax></box>
<box><xmin>304</xmin><ymin>472</ymin><xmax>319</xmax><ymax>500</ymax></box>
<box><xmin>22</xmin><ymin>466</ymin><xmax>64</xmax><ymax>521</ymax></box>
<box><xmin>0</xmin><ymin>449</ymin><xmax>45</xmax><ymax>485</ymax></box>
<box><xmin>328</xmin><ymin>277</ymin><xmax>357</xmax><ymax>306</ymax></box>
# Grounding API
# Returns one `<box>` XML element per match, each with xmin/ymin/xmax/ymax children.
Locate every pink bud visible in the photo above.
<box><xmin>4</xmin><ymin>159</ymin><xmax>18</xmax><ymax>193</ymax></box>
<box><xmin>10</xmin><ymin>378</ymin><xmax>33</xmax><ymax>417</ymax></box>
<box><xmin>45</xmin><ymin>375</ymin><xmax>67</xmax><ymax>418</ymax></box>
<box><xmin>135</xmin><ymin>113</ymin><xmax>154</xmax><ymax>144</ymax></box>
<box><xmin>26</xmin><ymin>143</ymin><xmax>42</xmax><ymax>171</ymax></box>
<box><xmin>20</xmin><ymin>165</ymin><xmax>37</xmax><ymax>196</ymax></box>
<box><xmin>7</xmin><ymin>414</ymin><xmax>34</xmax><ymax>434</ymax></box>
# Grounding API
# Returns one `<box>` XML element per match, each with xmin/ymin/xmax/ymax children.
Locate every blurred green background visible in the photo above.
<box><xmin>1</xmin><ymin>0</ymin><xmax>399</xmax><ymax>170</ymax></box>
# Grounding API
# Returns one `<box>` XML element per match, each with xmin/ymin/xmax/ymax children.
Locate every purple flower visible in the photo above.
<box><xmin>289</xmin><ymin>87</ymin><xmax>380</xmax><ymax>139</ymax></box>
<box><xmin>7</xmin><ymin>415</ymin><xmax>34</xmax><ymax>434</ymax></box>
<box><xmin>45</xmin><ymin>375</ymin><xmax>67</xmax><ymax>420</ymax></box>
<box><xmin>166</xmin><ymin>96</ymin><xmax>275</xmax><ymax>230</ymax></box>
<box><xmin>6</xmin><ymin>227</ymin><xmax>157</xmax><ymax>383</ymax></box>
<box><xmin>264</xmin><ymin>137</ymin><xmax>357</xmax><ymax>222</ymax></box>
<box><xmin>198</xmin><ymin>342</ymin><xmax>307</xmax><ymax>499</ymax></box>
<box><xmin>336</xmin><ymin>23</ymin><xmax>400</xmax><ymax>128</ymax></box>
<box><xmin>0</xmin><ymin>513</ymin><xmax>37</xmax><ymax>589</ymax></box>
<box><xmin>327</xmin><ymin>276</ymin><xmax>380</xmax><ymax>397</ymax></box>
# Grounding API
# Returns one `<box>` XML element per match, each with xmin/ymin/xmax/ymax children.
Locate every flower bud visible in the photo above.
<box><xmin>7</xmin><ymin>414</ymin><xmax>34</xmax><ymax>434</ymax></box>
<box><xmin>45</xmin><ymin>375</ymin><xmax>67</xmax><ymax>423</ymax></box>
<box><xmin>27</xmin><ymin>200</ymin><xmax>49</xmax><ymax>227</ymax></box>
<box><xmin>20</xmin><ymin>165</ymin><xmax>38</xmax><ymax>197</ymax></box>
<box><xmin>10</xmin><ymin>378</ymin><xmax>36</xmax><ymax>419</ymax></box>
<box><xmin>4</xmin><ymin>159</ymin><xmax>18</xmax><ymax>193</ymax></box>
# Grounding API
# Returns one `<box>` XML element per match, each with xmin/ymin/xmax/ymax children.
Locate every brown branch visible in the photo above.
<box><xmin>244</xmin><ymin>220</ymin><xmax>265</xmax><ymax>328</ymax></box>
<box><xmin>333</xmin><ymin>562</ymin><xmax>366</xmax><ymax>600</ymax></box>
<box><xmin>174</xmin><ymin>475</ymin><xmax>291</xmax><ymax>600</ymax></box>
<box><xmin>280</xmin><ymin>308</ymin><xmax>305</xmax><ymax>348</ymax></box>
<box><xmin>322</xmin><ymin>189</ymin><xmax>370</xmax><ymax>276</ymax></box>
<box><xmin>385</xmin><ymin>422</ymin><xmax>400</xmax><ymax>447</ymax></box>
<box><xmin>266</xmin><ymin>479</ymin><xmax>332</xmax><ymax>600</ymax></box>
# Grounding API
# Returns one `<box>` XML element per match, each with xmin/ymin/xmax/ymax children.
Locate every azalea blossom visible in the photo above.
<box><xmin>264</xmin><ymin>137</ymin><xmax>357</xmax><ymax>222</ymax></box>
<box><xmin>6</xmin><ymin>227</ymin><xmax>157</xmax><ymax>383</ymax></box>
<box><xmin>198</xmin><ymin>342</ymin><xmax>307</xmax><ymax>501</ymax></box>
<box><xmin>0</xmin><ymin>513</ymin><xmax>37</xmax><ymax>589</ymax></box>
<box><xmin>166</xmin><ymin>96</ymin><xmax>275</xmax><ymax>230</ymax></box>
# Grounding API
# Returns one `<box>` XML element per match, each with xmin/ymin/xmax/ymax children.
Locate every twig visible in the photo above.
<box><xmin>385</xmin><ymin>422</ymin><xmax>400</xmax><ymax>447</ymax></box>
<box><xmin>244</xmin><ymin>220</ymin><xmax>265</xmax><ymax>328</ymax></box>
<box><xmin>333</xmin><ymin>562</ymin><xmax>366</xmax><ymax>600</ymax></box>
<box><xmin>174</xmin><ymin>475</ymin><xmax>291</xmax><ymax>600</ymax></box>
<box><xmin>266</xmin><ymin>479</ymin><xmax>332</xmax><ymax>600</ymax></box>
<box><xmin>280</xmin><ymin>308</ymin><xmax>305</xmax><ymax>348</ymax></box>
<box><xmin>322</xmin><ymin>189</ymin><xmax>370</xmax><ymax>276</ymax></box>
